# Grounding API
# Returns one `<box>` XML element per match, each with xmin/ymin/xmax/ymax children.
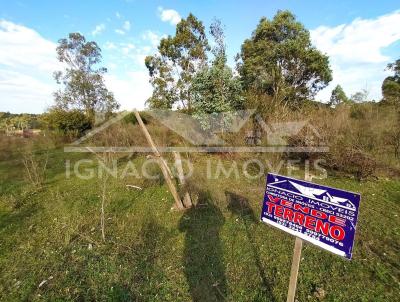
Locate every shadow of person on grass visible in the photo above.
<box><xmin>108</xmin><ymin>217</ymin><xmax>172</xmax><ymax>301</ymax></box>
<box><xmin>179</xmin><ymin>191</ymin><xmax>227</xmax><ymax>301</ymax></box>
<box><xmin>225</xmin><ymin>191</ymin><xmax>276</xmax><ymax>302</ymax></box>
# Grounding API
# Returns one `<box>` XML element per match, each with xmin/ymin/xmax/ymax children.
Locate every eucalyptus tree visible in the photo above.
<box><xmin>53</xmin><ymin>33</ymin><xmax>118</xmax><ymax>124</ymax></box>
<box><xmin>329</xmin><ymin>85</ymin><xmax>350</xmax><ymax>107</ymax></box>
<box><xmin>238</xmin><ymin>10</ymin><xmax>332</xmax><ymax>109</ymax></box>
<box><xmin>190</xmin><ymin>20</ymin><xmax>243</xmax><ymax>130</ymax></box>
<box><xmin>145</xmin><ymin>14</ymin><xmax>209</xmax><ymax>111</ymax></box>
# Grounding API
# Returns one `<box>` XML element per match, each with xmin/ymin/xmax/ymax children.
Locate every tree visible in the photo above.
<box><xmin>382</xmin><ymin>59</ymin><xmax>400</xmax><ymax>104</ymax></box>
<box><xmin>350</xmin><ymin>89</ymin><xmax>369</xmax><ymax>103</ymax></box>
<box><xmin>145</xmin><ymin>14</ymin><xmax>209</xmax><ymax>111</ymax></box>
<box><xmin>382</xmin><ymin>59</ymin><xmax>400</xmax><ymax>157</ymax></box>
<box><xmin>0</xmin><ymin>117</ymin><xmax>13</xmax><ymax>134</ymax></box>
<box><xmin>238</xmin><ymin>10</ymin><xmax>332</xmax><ymax>108</ymax></box>
<box><xmin>190</xmin><ymin>20</ymin><xmax>243</xmax><ymax>130</ymax></box>
<box><xmin>0</xmin><ymin>112</ymin><xmax>11</xmax><ymax>121</ymax></box>
<box><xmin>329</xmin><ymin>85</ymin><xmax>349</xmax><ymax>107</ymax></box>
<box><xmin>0</xmin><ymin>113</ymin><xmax>11</xmax><ymax>133</ymax></box>
<box><xmin>53</xmin><ymin>33</ymin><xmax>119</xmax><ymax>123</ymax></box>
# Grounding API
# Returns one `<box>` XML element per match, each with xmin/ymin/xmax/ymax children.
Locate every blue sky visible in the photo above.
<box><xmin>1</xmin><ymin>0</ymin><xmax>400</xmax><ymax>113</ymax></box>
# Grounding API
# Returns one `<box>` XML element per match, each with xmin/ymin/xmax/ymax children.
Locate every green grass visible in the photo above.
<box><xmin>0</xmin><ymin>149</ymin><xmax>399</xmax><ymax>301</ymax></box>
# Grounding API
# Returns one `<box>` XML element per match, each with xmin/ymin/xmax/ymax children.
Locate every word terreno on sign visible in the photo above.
<box><xmin>261</xmin><ymin>173</ymin><xmax>360</xmax><ymax>259</ymax></box>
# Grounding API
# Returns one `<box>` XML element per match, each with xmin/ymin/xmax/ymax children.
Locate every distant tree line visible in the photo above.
<box><xmin>6</xmin><ymin>10</ymin><xmax>399</xmax><ymax>140</ymax></box>
<box><xmin>0</xmin><ymin>112</ymin><xmax>42</xmax><ymax>132</ymax></box>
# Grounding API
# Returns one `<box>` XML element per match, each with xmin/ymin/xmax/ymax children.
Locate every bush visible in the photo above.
<box><xmin>20</xmin><ymin>137</ymin><xmax>54</xmax><ymax>188</ymax></box>
<box><xmin>283</xmin><ymin>103</ymin><xmax>380</xmax><ymax>180</ymax></box>
<box><xmin>326</xmin><ymin>145</ymin><xmax>376</xmax><ymax>180</ymax></box>
<box><xmin>41</xmin><ymin>109</ymin><xmax>91</xmax><ymax>137</ymax></box>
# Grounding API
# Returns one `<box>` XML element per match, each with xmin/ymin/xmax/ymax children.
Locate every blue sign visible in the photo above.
<box><xmin>261</xmin><ymin>173</ymin><xmax>360</xmax><ymax>259</ymax></box>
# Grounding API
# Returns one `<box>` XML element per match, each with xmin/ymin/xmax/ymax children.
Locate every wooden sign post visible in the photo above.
<box><xmin>286</xmin><ymin>174</ymin><xmax>310</xmax><ymax>302</ymax></box>
<box><xmin>134</xmin><ymin>110</ymin><xmax>185</xmax><ymax>210</ymax></box>
<box><xmin>286</xmin><ymin>237</ymin><xmax>303</xmax><ymax>302</ymax></box>
<box><xmin>261</xmin><ymin>173</ymin><xmax>360</xmax><ymax>302</ymax></box>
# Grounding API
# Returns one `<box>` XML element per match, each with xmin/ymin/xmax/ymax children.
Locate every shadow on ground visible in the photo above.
<box><xmin>179</xmin><ymin>190</ymin><xmax>228</xmax><ymax>301</ymax></box>
<box><xmin>225</xmin><ymin>191</ymin><xmax>276</xmax><ymax>302</ymax></box>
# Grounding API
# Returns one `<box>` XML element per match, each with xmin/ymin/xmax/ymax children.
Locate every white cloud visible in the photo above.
<box><xmin>0</xmin><ymin>20</ymin><xmax>61</xmax><ymax>113</ymax></box>
<box><xmin>142</xmin><ymin>30</ymin><xmax>164</xmax><ymax>47</ymax></box>
<box><xmin>115</xmin><ymin>21</ymin><xmax>131</xmax><ymax>36</ymax></box>
<box><xmin>111</xmin><ymin>31</ymin><xmax>163</xmax><ymax>69</ymax></box>
<box><xmin>104</xmin><ymin>41</ymin><xmax>116</xmax><ymax>50</ymax></box>
<box><xmin>115</xmin><ymin>12</ymin><xmax>121</xmax><ymax>19</ymax></box>
<box><xmin>311</xmin><ymin>11</ymin><xmax>400</xmax><ymax>101</ymax></box>
<box><xmin>0</xmin><ymin>20</ymin><xmax>60</xmax><ymax>72</ymax></box>
<box><xmin>0</xmin><ymin>20</ymin><xmax>153</xmax><ymax>113</ymax></box>
<box><xmin>158</xmin><ymin>6</ymin><xmax>181</xmax><ymax>26</ymax></box>
<box><xmin>104</xmin><ymin>71</ymin><xmax>151</xmax><ymax>110</ymax></box>
<box><xmin>115</xmin><ymin>29</ymin><xmax>125</xmax><ymax>35</ymax></box>
<box><xmin>122</xmin><ymin>21</ymin><xmax>131</xmax><ymax>31</ymax></box>
<box><xmin>0</xmin><ymin>69</ymin><xmax>54</xmax><ymax>113</ymax></box>
<box><xmin>121</xmin><ymin>43</ymin><xmax>135</xmax><ymax>55</ymax></box>
<box><xmin>92</xmin><ymin>23</ymin><xmax>105</xmax><ymax>36</ymax></box>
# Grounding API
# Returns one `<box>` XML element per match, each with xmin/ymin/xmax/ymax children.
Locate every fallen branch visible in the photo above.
<box><xmin>126</xmin><ymin>184</ymin><xmax>142</xmax><ymax>190</ymax></box>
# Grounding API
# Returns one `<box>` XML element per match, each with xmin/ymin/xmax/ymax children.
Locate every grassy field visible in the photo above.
<box><xmin>0</xmin><ymin>145</ymin><xmax>399</xmax><ymax>301</ymax></box>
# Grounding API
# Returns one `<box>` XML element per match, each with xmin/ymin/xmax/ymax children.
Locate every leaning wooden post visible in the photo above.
<box><xmin>286</xmin><ymin>173</ymin><xmax>312</xmax><ymax>302</ymax></box>
<box><xmin>134</xmin><ymin>110</ymin><xmax>184</xmax><ymax>210</ymax></box>
<box><xmin>173</xmin><ymin>151</ymin><xmax>192</xmax><ymax>208</ymax></box>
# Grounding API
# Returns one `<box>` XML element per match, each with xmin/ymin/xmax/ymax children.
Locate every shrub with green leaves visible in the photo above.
<box><xmin>42</xmin><ymin>109</ymin><xmax>91</xmax><ymax>137</ymax></box>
